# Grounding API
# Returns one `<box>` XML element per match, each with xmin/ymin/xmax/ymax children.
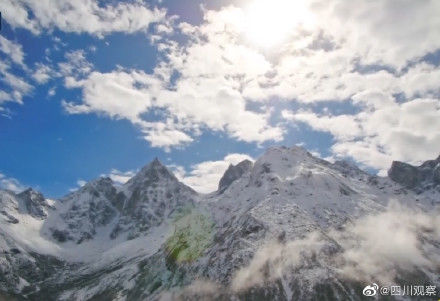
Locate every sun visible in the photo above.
<box><xmin>244</xmin><ymin>0</ymin><xmax>312</xmax><ymax>48</ymax></box>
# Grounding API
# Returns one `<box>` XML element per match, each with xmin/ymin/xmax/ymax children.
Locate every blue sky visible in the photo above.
<box><xmin>0</xmin><ymin>0</ymin><xmax>439</xmax><ymax>197</ymax></box>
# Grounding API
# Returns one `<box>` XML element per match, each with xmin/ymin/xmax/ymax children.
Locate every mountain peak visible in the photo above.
<box><xmin>86</xmin><ymin>176</ymin><xmax>113</xmax><ymax>187</ymax></box>
<box><xmin>144</xmin><ymin>157</ymin><xmax>166</xmax><ymax>170</ymax></box>
<box><xmin>126</xmin><ymin>158</ymin><xmax>177</xmax><ymax>188</ymax></box>
<box><xmin>143</xmin><ymin>158</ymin><xmax>171</xmax><ymax>175</ymax></box>
<box><xmin>67</xmin><ymin>177</ymin><xmax>115</xmax><ymax>197</ymax></box>
<box><xmin>151</xmin><ymin>157</ymin><xmax>162</xmax><ymax>166</ymax></box>
<box><xmin>17</xmin><ymin>187</ymin><xmax>52</xmax><ymax>219</ymax></box>
<box><xmin>18</xmin><ymin>187</ymin><xmax>44</xmax><ymax>199</ymax></box>
<box><xmin>2</xmin><ymin>145</ymin><xmax>440</xmax><ymax>300</ymax></box>
<box><xmin>262</xmin><ymin>145</ymin><xmax>311</xmax><ymax>160</ymax></box>
<box><xmin>248</xmin><ymin>145</ymin><xmax>315</xmax><ymax>186</ymax></box>
<box><xmin>218</xmin><ymin>159</ymin><xmax>253</xmax><ymax>193</ymax></box>
<box><xmin>257</xmin><ymin>145</ymin><xmax>312</xmax><ymax>166</ymax></box>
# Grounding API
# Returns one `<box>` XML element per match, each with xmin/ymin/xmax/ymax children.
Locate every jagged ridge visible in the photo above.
<box><xmin>1</xmin><ymin>146</ymin><xmax>439</xmax><ymax>300</ymax></box>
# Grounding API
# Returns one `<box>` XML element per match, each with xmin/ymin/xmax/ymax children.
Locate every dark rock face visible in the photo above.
<box><xmin>125</xmin><ymin>158</ymin><xmax>178</xmax><ymax>191</ymax></box>
<box><xmin>17</xmin><ymin>188</ymin><xmax>53</xmax><ymax>219</ymax></box>
<box><xmin>388</xmin><ymin>155</ymin><xmax>440</xmax><ymax>190</ymax></box>
<box><xmin>52</xmin><ymin>229</ymin><xmax>71</xmax><ymax>243</ymax></box>
<box><xmin>434</xmin><ymin>165</ymin><xmax>440</xmax><ymax>184</ymax></box>
<box><xmin>0</xmin><ymin>211</ymin><xmax>19</xmax><ymax>224</ymax></box>
<box><xmin>218</xmin><ymin>160</ymin><xmax>253</xmax><ymax>193</ymax></box>
<box><xmin>50</xmin><ymin>177</ymin><xmax>120</xmax><ymax>244</ymax></box>
<box><xmin>47</xmin><ymin>159</ymin><xmax>197</xmax><ymax>243</ymax></box>
<box><xmin>111</xmin><ymin>158</ymin><xmax>197</xmax><ymax>239</ymax></box>
<box><xmin>388</xmin><ymin>161</ymin><xmax>421</xmax><ymax>189</ymax></box>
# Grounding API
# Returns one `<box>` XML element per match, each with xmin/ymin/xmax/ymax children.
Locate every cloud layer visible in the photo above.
<box><xmin>0</xmin><ymin>173</ymin><xmax>25</xmax><ymax>193</ymax></box>
<box><xmin>171</xmin><ymin>153</ymin><xmax>254</xmax><ymax>193</ymax></box>
<box><xmin>163</xmin><ymin>202</ymin><xmax>440</xmax><ymax>298</ymax></box>
<box><xmin>232</xmin><ymin>202</ymin><xmax>440</xmax><ymax>290</ymax></box>
<box><xmin>1</xmin><ymin>0</ymin><xmax>440</xmax><ymax>172</ymax></box>
<box><xmin>0</xmin><ymin>0</ymin><xmax>166</xmax><ymax>36</ymax></box>
<box><xmin>0</xmin><ymin>36</ymin><xmax>32</xmax><ymax>108</ymax></box>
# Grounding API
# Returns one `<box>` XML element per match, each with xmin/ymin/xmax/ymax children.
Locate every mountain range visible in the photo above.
<box><xmin>1</xmin><ymin>146</ymin><xmax>439</xmax><ymax>300</ymax></box>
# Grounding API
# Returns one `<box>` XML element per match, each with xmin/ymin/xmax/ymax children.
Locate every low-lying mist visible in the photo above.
<box><xmin>161</xmin><ymin>201</ymin><xmax>440</xmax><ymax>299</ymax></box>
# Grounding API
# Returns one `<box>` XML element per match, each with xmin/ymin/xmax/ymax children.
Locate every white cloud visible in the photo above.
<box><xmin>156</xmin><ymin>76</ymin><xmax>283</xmax><ymax>144</ymax></box>
<box><xmin>0</xmin><ymin>36</ymin><xmax>25</xmax><ymax>67</ymax></box>
<box><xmin>143</xmin><ymin>125</ymin><xmax>193</xmax><ymax>151</ymax></box>
<box><xmin>0</xmin><ymin>173</ymin><xmax>26</xmax><ymax>193</ymax></box>
<box><xmin>102</xmin><ymin>169</ymin><xmax>136</xmax><ymax>185</ymax></box>
<box><xmin>0</xmin><ymin>0</ymin><xmax>166</xmax><ymax>37</ymax></box>
<box><xmin>309</xmin><ymin>0</ymin><xmax>440</xmax><ymax>69</ymax></box>
<box><xmin>231</xmin><ymin>202</ymin><xmax>440</xmax><ymax>291</ymax></box>
<box><xmin>48</xmin><ymin>87</ymin><xmax>56</xmax><ymax>97</ymax></box>
<box><xmin>334</xmin><ymin>202</ymin><xmax>440</xmax><ymax>284</ymax></box>
<box><xmin>0</xmin><ymin>91</ymin><xmax>11</xmax><ymax>103</ymax></box>
<box><xmin>62</xmin><ymin>63</ymin><xmax>283</xmax><ymax>148</ymax></box>
<box><xmin>2</xmin><ymin>70</ymin><xmax>32</xmax><ymax>97</ymax></box>
<box><xmin>0</xmin><ymin>61</ymin><xmax>33</xmax><ymax>106</ymax></box>
<box><xmin>282</xmin><ymin>110</ymin><xmax>362</xmax><ymax>141</ymax></box>
<box><xmin>368</xmin><ymin>98</ymin><xmax>440</xmax><ymax>165</ymax></box>
<box><xmin>331</xmin><ymin>140</ymin><xmax>393</xmax><ymax>174</ymax></box>
<box><xmin>0</xmin><ymin>37</ymin><xmax>33</xmax><ymax>108</ymax></box>
<box><xmin>32</xmin><ymin>63</ymin><xmax>55</xmax><ymax>84</ymax></box>
<box><xmin>170</xmin><ymin>153</ymin><xmax>254</xmax><ymax>193</ymax></box>
<box><xmin>57</xmin><ymin>0</ymin><xmax>439</xmax><ymax>166</ymax></box>
<box><xmin>69</xmin><ymin>179</ymin><xmax>87</xmax><ymax>192</ymax></box>
<box><xmin>58</xmin><ymin>50</ymin><xmax>93</xmax><ymax>81</ymax></box>
<box><xmin>60</xmin><ymin>5</ymin><xmax>284</xmax><ymax>149</ymax></box>
<box><xmin>178</xmin><ymin>1</ymin><xmax>440</xmax><ymax>105</ymax></box>
<box><xmin>60</xmin><ymin>68</ymin><xmax>193</xmax><ymax>149</ymax></box>
<box><xmin>63</xmin><ymin>70</ymin><xmax>156</xmax><ymax>121</ymax></box>
<box><xmin>70</xmin><ymin>169</ymin><xmax>136</xmax><ymax>192</ymax></box>
<box><xmin>400</xmin><ymin>62</ymin><xmax>440</xmax><ymax>99</ymax></box>
<box><xmin>284</xmin><ymin>98</ymin><xmax>440</xmax><ymax>172</ymax></box>
<box><xmin>232</xmin><ymin>232</ymin><xmax>324</xmax><ymax>292</ymax></box>
<box><xmin>166</xmin><ymin>202</ymin><xmax>440</xmax><ymax>297</ymax></box>
<box><xmin>77</xmin><ymin>180</ymin><xmax>87</xmax><ymax>187</ymax></box>
<box><xmin>161</xmin><ymin>280</ymin><xmax>221</xmax><ymax>300</ymax></box>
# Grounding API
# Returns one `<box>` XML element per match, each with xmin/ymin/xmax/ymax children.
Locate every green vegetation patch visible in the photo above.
<box><xmin>165</xmin><ymin>207</ymin><xmax>214</xmax><ymax>265</ymax></box>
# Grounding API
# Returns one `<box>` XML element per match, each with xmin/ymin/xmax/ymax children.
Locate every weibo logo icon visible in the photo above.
<box><xmin>363</xmin><ymin>283</ymin><xmax>379</xmax><ymax>296</ymax></box>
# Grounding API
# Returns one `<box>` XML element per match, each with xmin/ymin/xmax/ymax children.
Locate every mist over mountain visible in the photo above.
<box><xmin>1</xmin><ymin>146</ymin><xmax>439</xmax><ymax>300</ymax></box>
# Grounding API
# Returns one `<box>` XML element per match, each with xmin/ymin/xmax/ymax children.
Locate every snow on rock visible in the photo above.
<box><xmin>0</xmin><ymin>146</ymin><xmax>439</xmax><ymax>300</ymax></box>
<box><xmin>46</xmin><ymin>177</ymin><xmax>122</xmax><ymax>244</ymax></box>
<box><xmin>17</xmin><ymin>188</ymin><xmax>55</xmax><ymax>219</ymax></box>
<box><xmin>112</xmin><ymin>158</ymin><xmax>197</xmax><ymax>239</ymax></box>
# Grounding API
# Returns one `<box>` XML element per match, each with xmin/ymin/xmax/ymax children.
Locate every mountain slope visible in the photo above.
<box><xmin>1</xmin><ymin>147</ymin><xmax>439</xmax><ymax>300</ymax></box>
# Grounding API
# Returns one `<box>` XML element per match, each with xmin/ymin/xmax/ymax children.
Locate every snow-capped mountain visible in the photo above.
<box><xmin>1</xmin><ymin>146</ymin><xmax>439</xmax><ymax>300</ymax></box>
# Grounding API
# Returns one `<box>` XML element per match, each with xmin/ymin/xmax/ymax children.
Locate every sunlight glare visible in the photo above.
<box><xmin>244</xmin><ymin>0</ymin><xmax>312</xmax><ymax>48</ymax></box>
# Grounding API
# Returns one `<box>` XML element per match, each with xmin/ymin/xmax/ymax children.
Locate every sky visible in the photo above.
<box><xmin>0</xmin><ymin>0</ymin><xmax>439</xmax><ymax>197</ymax></box>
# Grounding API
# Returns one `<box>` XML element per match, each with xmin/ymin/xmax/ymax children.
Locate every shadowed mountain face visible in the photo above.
<box><xmin>1</xmin><ymin>147</ymin><xmax>439</xmax><ymax>301</ymax></box>
<box><xmin>388</xmin><ymin>155</ymin><xmax>440</xmax><ymax>191</ymax></box>
<box><xmin>47</xmin><ymin>159</ymin><xmax>197</xmax><ymax>244</ymax></box>
<box><xmin>218</xmin><ymin>159</ymin><xmax>253</xmax><ymax>193</ymax></box>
